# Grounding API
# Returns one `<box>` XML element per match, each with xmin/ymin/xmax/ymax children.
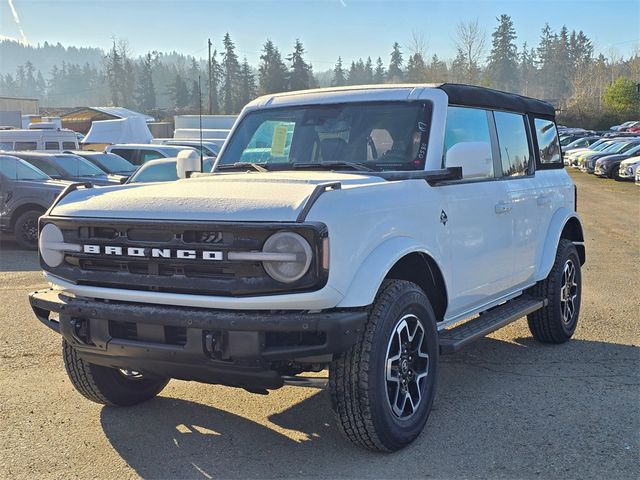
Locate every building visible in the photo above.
<box><xmin>60</xmin><ymin>107</ymin><xmax>154</xmax><ymax>134</ymax></box>
<box><xmin>0</xmin><ymin>96</ymin><xmax>39</xmax><ymax>115</ymax></box>
<box><xmin>0</xmin><ymin>96</ymin><xmax>39</xmax><ymax>127</ymax></box>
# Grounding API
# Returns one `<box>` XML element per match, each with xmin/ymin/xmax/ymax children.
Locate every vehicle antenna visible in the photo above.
<box><xmin>199</xmin><ymin>76</ymin><xmax>204</xmax><ymax>172</ymax></box>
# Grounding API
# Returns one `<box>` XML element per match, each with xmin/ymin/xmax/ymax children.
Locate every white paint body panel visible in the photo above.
<box><xmin>45</xmin><ymin>85</ymin><xmax>579</xmax><ymax>322</ymax></box>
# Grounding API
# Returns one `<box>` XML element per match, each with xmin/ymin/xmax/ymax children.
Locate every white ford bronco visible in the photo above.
<box><xmin>30</xmin><ymin>84</ymin><xmax>585</xmax><ymax>452</ymax></box>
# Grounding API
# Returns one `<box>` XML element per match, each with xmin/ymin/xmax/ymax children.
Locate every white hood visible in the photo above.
<box><xmin>51</xmin><ymin>171</ymin><xmax>384</xmax><ymax>222</ymax></box>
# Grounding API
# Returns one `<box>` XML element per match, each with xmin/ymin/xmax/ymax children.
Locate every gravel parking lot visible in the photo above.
<box><xmin>1</xmin><ymin>170</ymin><xmax>638</xmax><ymax>479</ymax></box>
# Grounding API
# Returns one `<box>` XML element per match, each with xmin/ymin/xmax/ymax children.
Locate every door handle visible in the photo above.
<box><xmin>537</xmin><ymin>194</ymin><xmax>552</xmax><ymax>206</ymax></box>
<box><xmin>495</xmin><ymin>201</ymin><xmax>513</xmax><ymax>214</ymax></box>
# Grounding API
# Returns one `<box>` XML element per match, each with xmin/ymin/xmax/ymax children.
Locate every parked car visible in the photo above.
<box><xmin>0</xmin><ymin>154</ymin><xmax>70</xmax><ymax>249</ymax></box>
<box><xmin>564</xmin><ymin>139</ymin><xmax>611</xmax><ymax>167</ymax></box>
<box><xmin>618</xmin><ymin>155</ymin><xmax>640</xmax><ymax>181</ymax></box>
<box><xmin>154</xmin><ymin>140</ymin><xmax>221</xmax><ymax>157</ymax></box>
<box><xmin>9</xmin><ymin>151</ymin><xmax>122</xmax><ymax>186</ymax></box>
<box><xmin>65</xmin><ymin>150</ymin><xmax>136</xmax><ymax>178</ymax></box>
<box><xmin>0</xmin><ymin>124</ymin><xmax>78</xmax><ymax>151</ymax></box>
<box><xmin>29</xmin><ymin>83</ymin><xmax>585</xmax><ymax>452</ymax></box>
<box><xmin>105</xmin><ymin>144</ymin><xmax>198</xmax><ymax>166</ymax></box>
<box><xmin>636</xmin><ymin>167</ymin><xmax>640</xmax><ymax>185</ymax></box>
<box><xmin>609</xmin><ymin>121</ymin><xmax>639</xmax><ymax>131</ymax></box>
<box><xmin>582</xmin><ymin>141</ymin><xmax>640</xmax><ymax>174</ymax></box>
<box><xmin>126</xmin><ymin>157</ymin><xmax>215</xmax><ymax>184</ymax></box>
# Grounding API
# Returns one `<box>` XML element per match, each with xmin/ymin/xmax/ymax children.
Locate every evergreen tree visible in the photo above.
<box><xmin>288</xmin><ymin>39</ymin><xmax>312</xmax><ymax>91</ymax></box>
<box><xmin>405</xmin><ymin>53</ymin><xmax>428</xmax><ymax>82</ymax></box>
<box><xmin>536</xmin><ymin>23</ymin><xmax>556</xmax><ymax>99</ymax></box>
<box><xmin>168</xmin><ymin>74</ymin><xmax>189</xmax><ymax>108</ymax></box>
<box><xmin>238</xmin><ymin>57</ymin><xmax>257</xmax><ymax>107</ymax></box>
<box><xmin>221</xmin><ymin>33</ymin><xmax>241</xmax><ymax>114</ymax></box>
<box><xmin>135</xmin><ymin>52</ymin><xmax>156</xmax><ymax>111</ymax></box>
<box><xmin>388</xmin><ymin>42</ymin><xmax>404</xmax><ymax>82</ymax></box>
<box><xmin>347</xmin><ymin>59</ymin><xmax>368</xmax><ymax>85</ymax></box>
<box><xmin>258</xmin><ymin>39</ymin><xmax>288</xmax><ymax>94</ymax></box>
<box><xmin>427</xmin><ymin>54</ymin><xmax>448</xmax><ymax>82</ymax></box>
<box><xmin>518</xmin><ymin>42</ymin><xmax>536</xmax><ymax>96</ymax></box>
<box><xmin>364</xmin><ymin>57</ymin><xmax>374</xmax><ymax>84</ymax></box>
<box><xmin>209</xmin><ymin>49</ymin><xmax>221</xmax><ymax>114</ymax></box>
<box><xmin>486</xmin><ymin>14</ymin><xmax>519</xmax><ymax>91</ymax></box>
<box><xmin>332</xmin><ymin>57</ymin><xmax>346</xmax><ymax>86</ymax></box>
<box><xmin>189</xmin><ymin>79</ymin><xmax>200</xmax><ymax>111</ymax></box>
<box><xmin>373</xmin><ymin>57</ymin><xmax>386</xmax><ymax>83</ymax></box>
<box><xmin>105</xmin><ymin>40</ymin><xmax>122</xmax><ymax>105</ymax></box>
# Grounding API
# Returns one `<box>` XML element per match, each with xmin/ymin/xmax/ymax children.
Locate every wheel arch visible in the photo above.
<box><xmin>336</xmin><ymin>237</ymin><xmax>449</xmax><ymax>322</ymax></box>
<box><xmin>536</xmin><ymin>209</ymin><xmax>585</xmax><ymax>282</ymax></box>
<box><xmin>10</xmin><ymin>202</ymin><xmax>47</xmax><ymax>229</ymax></box>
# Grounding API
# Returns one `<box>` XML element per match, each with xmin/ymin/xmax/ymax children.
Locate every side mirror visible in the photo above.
<box><xmin>176</xmin><ymin>150</ymin><xmax>201</xmax><ymax>179</ymax></box>
<box><xmin>445</xmin><ymin>141</ymin><xmax>493</xmax><ymax>179</ymax></box>
<box><xmin>119</xmin><ymin>176</ymin><xmax>128</xmax><ymax>184</ymax></box>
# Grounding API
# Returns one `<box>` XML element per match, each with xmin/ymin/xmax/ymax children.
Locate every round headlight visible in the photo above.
<box><xmin>39</xmin><ymin>223</ymin><xmax>65</xmax><ymax>267</ymax></box>
<box><xmin>262</xmin><ymin>231</ymin><xmax>312</xmax><ymax>283</ymax></box>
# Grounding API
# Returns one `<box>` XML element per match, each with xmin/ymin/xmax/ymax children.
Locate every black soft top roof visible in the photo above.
<box><xmin>437</xmin><ymin>83</ymin><xmax>555</xmax><ymax>117</ymax></box>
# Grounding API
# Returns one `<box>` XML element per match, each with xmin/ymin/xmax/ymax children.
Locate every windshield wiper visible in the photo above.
<box><xmin>216</xmin><ymin>162</ymin><xmax>268</xmax><ymax>173</ymax></box>
<box><xmin>293</xmin><ymin>161</ymin><xmax>374</xmax><ymax>172</ymax></box>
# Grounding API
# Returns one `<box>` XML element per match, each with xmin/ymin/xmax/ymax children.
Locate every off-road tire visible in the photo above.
<box><xmin>527</xmin><ymin>239</ymin><xmax>581</xmax><ymax>343</ymax></box>
<box><xmin>62</xmin><ymin>340</ymin><xmax>169</xmax><ymax>406</ymax></box>
<box><xmin>14</xmin><ymin>209</ymin><xmax>42</xmax><ymax>250</ymax></box>
<box><xmin>329</xmin><ymin>280</ymin><xmax>438</xmax><ymax>452</ymax></box>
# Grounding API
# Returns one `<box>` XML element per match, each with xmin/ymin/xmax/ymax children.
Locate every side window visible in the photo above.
<box><xmin>494</xmin><ymin>111</ymin><xmax>531</xmax><ymax>177</ymax></box>
<box><xmin>0</xmin><ymin>158</ymin><xmax>17</xmax><ymax>179</ymax></box>
<box><xmin>367</xmin><ymin>129</ymin><xmax>394</xmax><ymax>161</ymax></box>
<box><xmin>14</xmin><ymin>142</ymin><xmax>37</xmax><ymax>151</ymax></box>
<box><xmin>16</xmin><ymin>160</ymin><xmax>49</xmax><ymax>180</ymax></box>
<box><xmin>62</xmin><ymin>141</ymin><xmax>77</xmax><ymax>150</ymax></box>
<box><xmin>111</xmin><ymin>149</ymin><xmax>136</xmax><ymax>162</ymax></box>
<box><xmin>534</xmin><ymin>118</ymin><xmax>562</xmax><ymax>165</ymax></box>
<box><xmin>443</xmin><ymin>106</ymin><xmax>493</xmax><ymax>179</ymax></box>
<box><xmin>45</xmin><ymin>141</ymin><xmax>59</xmax><ymax>150</ymax></box>
<box><xmin>140</xmin><ymin>150</ymin><xmax>165</xmax><ymax>163</ymax></box>
<box><xmin>25</xmin><ymin>158</ymin><xmax>58</xmax><ymax>177</ymax></box>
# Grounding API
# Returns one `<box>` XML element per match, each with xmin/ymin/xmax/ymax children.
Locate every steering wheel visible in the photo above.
<box><xmin>378</xmin><ymin>150</ymin><xmax>407</xmax><ymax>163</ymax></box>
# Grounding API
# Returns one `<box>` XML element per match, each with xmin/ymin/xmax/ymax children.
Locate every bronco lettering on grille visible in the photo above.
<box><xmin>82</xmin><ymin>245</ymin><xmax>223</xmax><ymax>260</ymax></box>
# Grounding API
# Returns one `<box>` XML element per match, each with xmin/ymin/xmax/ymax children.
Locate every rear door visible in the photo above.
<box><xmin>493</xmin><ymin>111</ymin><xmax>540</xmax><ymax>286</ymax></box>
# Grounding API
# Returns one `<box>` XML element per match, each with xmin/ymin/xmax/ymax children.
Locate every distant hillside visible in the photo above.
<box><xmin>0</xmin><ymin>40</ymin><xmax>104</xmax><ymax>76</ymax></box>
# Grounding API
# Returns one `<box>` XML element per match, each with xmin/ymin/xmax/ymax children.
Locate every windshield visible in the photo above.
<box><xmin>90</xmin><ymin>153</ymin><xmax>135</xmax><ymax>172</ymax></box>
<box><xmin>54</xmin><ymin>155</ymin><xmax>106</xmax><ymax>177</ymax></box>
<box><xmin>218</xmin><ymin>102</ymin><xmax>432</xmax><ymax>171</ymax></box>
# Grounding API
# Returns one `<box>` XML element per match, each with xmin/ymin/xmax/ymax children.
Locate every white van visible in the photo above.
<box><xmin>0</xmin><ymin>124</ymin><xmax>79</xmax><ymax>152</ymax></box>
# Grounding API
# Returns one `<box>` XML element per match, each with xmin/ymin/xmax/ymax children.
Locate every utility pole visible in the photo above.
<box><xmin>207</xmin><ymin>38</ymin><xmax>213</xmax><ymax>114</ymax></box>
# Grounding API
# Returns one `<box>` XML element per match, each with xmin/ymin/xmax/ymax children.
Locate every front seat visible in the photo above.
<box><xmin>320</xmin><ymin>138</ymin><xmax>347</xmax><ymax>162</ymax></box>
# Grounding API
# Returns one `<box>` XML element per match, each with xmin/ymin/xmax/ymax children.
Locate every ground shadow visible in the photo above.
<box><xmin>101</xmin><ymin>337</ymin><xmax>639</xmax><ymax>479</ymax></box>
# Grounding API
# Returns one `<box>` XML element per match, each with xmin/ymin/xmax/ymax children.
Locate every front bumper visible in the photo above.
<box><xmin>30</xmin><ymin>288</ymin><xmax>367</xmax><ymax>390</ymax></box>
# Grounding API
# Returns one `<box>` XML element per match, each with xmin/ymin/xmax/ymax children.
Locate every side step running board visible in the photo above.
<box><xmin>439</xmin><ymin>295</ymin><xmax>547</xmax><ymax>355</ymax></box>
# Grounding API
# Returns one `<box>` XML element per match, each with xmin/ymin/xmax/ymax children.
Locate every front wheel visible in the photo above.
<box><xmin>329</xmin><ymin>280</ymin><xmax>438</xmax><ymax>452</ymax></box>
<box><xmin>13</xmin><ymin>209</ymin><xmax>42</xmax><ymax>250</ymax></box>
<box><xmin>527</xmin><ymin>239</ymin><xmax>582</xmax><ymax>343</ymax></box>
<box><xmin>62</xmin><ymin>340</ymin><xmax>169</xmax><ymax>406</ymax></box>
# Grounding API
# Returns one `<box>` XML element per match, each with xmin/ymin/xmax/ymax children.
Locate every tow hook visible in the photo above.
<box><xmin>204</xmin><ymin>331</ymin><xmax>223</xmax><ymax>360</ymax></box>
<box><xmin>69</xmin><ymin>318</ymin><xmax>90</xmax><ymax>344</ymax></box>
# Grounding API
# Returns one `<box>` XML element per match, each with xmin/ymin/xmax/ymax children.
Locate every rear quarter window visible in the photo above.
<box><xmin>62</xmin><ymin>141</ymin><xmax>77</xmax><ymax>150</ymax></box>
<box><xmin>534</xmin><ymin>118</ymin><xmax>562</xmax><ymax>167</ymax></box>
<box><xmin>45</xmin><ymin>142</ymin><xmax>60</xmax><ymax>150</ymax></box>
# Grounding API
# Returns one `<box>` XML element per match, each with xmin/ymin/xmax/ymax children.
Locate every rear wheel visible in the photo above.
<box><xmin>527</xmin><ymin>239</ymin><xmax>581</xmax><ymax>343</ymax></box>
<box><xmin>329</xmin><ymin>280</ymin><xmax>438</xmax><ymax>452</ymax></box>
<box><xmin>13</xmin><ymin>209</ymin><xmax>42</xmax><ymax>250</ymax></box>
<box><xmin>62</xmin><ymin>340</ymin><xmax>169</xmax><ymax>406</ymax></box>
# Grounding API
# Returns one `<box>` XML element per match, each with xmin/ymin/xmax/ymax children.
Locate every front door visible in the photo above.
<box><xmin>441</xmin><ymin>106</ymin><xmax>514</xmax><ymax>319</ymax></box>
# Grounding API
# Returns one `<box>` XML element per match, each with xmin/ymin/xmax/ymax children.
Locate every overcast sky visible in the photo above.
<box><xmin>1</xmin><ymin>0</ymin><xmax>638</xmax><ymax>67</ymax></box>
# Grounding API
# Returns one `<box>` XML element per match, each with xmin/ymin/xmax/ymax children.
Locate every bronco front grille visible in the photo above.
<box><xmin>42</xmin><ymin>218</ymin><xmax>328</xmax><ymax>296</ymax></box>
